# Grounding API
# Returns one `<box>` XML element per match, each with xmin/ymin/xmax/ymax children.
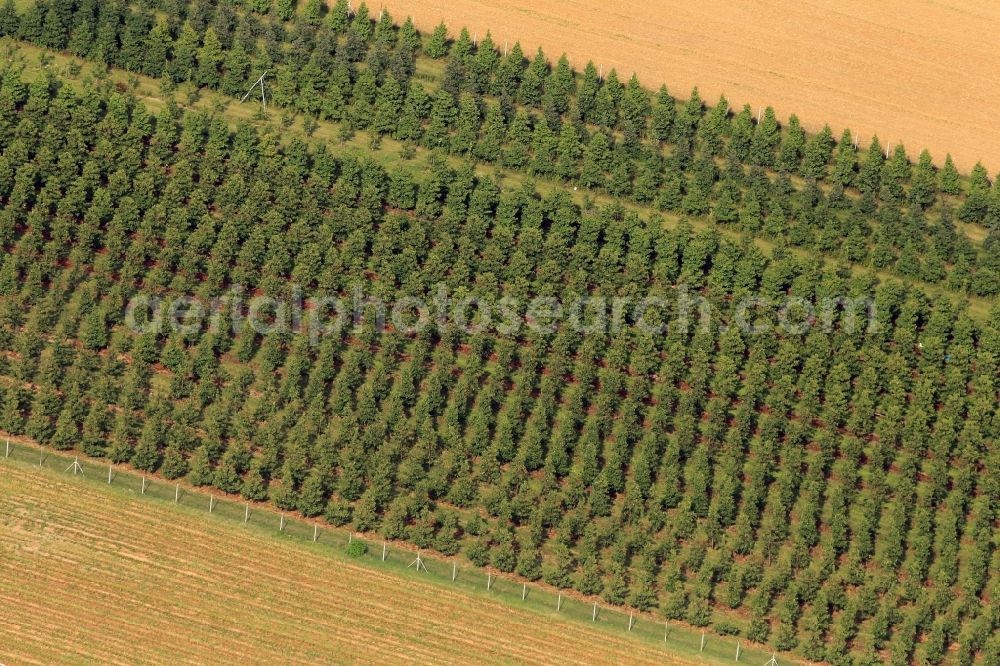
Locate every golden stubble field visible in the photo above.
<box><xmin>395</xmin><ymin>0</ymin><xmax>999</xmax><ymax>173</ymax></box>
<box><xmin>0</xmin><ymin>463</ymin><xmax>680</xmax><ymax>665</ymax></box>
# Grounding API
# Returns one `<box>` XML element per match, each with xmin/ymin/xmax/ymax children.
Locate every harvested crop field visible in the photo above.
<box><xmin>396</xmin><ymin>0</ymin><xmax>999</xmax><ymax>172</ymax></box>
<box><xmin>0</xmin><ymin>462</ymin><xmax>680</xmax><ymax>665</ymax></box>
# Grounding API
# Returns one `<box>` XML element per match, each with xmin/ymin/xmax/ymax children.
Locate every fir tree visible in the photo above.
<box><xmin>0</xmin><ymin>0</ymin><xmax>20</xmax><ymax>38</ymax></box>
<box><xmin>728</xmin><ymin>104</ymin><xmax>754</xmax><ymax>162</ymax></box>
<box><xmin>493</xmin><ymin>42</ymin><xmax>524</xmax><ymax>99</ymax></box>
<box><xmin>958</xmin><ymin>162</ymin><xmax>991</xmax><ymax>223</ymax></box>
<box><xmin>650</xmin><ymin>85</ymin><xmax>674</xmax><ymax>143</ymax></box>
<box><xmin>132</xmin><ymin>432</ymin><xmax>161</xmax><ymax>472</ymax></box>
<box><xmin>450</xmin><ymin>93</ymin><xmax>480</xmax><ymax>155</ymax></box>
<box><xmin>580</xmin><ymin>132</ymin><xmax>611</xmax><ymax>189</ymax></box>
<box><xmin>241</xmin><ymin>460</ymin><xmax>269</xmax><ymax>501</ymax></box>
<box><xmin>160</xmin><ymin>443</ymin><xmax>189</xmax><ymax>479</ymax></box>
<box><xmin>750</xmin><ymin>107</ymin><xmax>780</xmax><ymax>166</ymax></box>
<box><xmin>250</xmin><ymin>0</ymin><xmax>272</xmax><ymax>15</ymax></box>
<box><xmin>143</xmin><ymin>16</ymin><xmax>172</xmax><ymax>78</ymax></box>
<box><xmin>81</xmin><ymin>403</ymin><xmax>108</xmax><ymax>457</ymax></box>
<box><xmin>620</xmin><ymin>74</ymin><xmax>650</xmax><ymax>148</ymax></box>
<box><xmin>40</xmin><ymin>4</ymin><xmax>68</xmax><ymax>50</ymax></box>
<box><xmin>17</xmin><ymin>2</ymin><xmax>43</xmax><ymax>43</ymax></box>
<box><xmin>297</xmin><ymin>466</ymin><xmax>330</xmax><ymax>516</ymax></box>
<box><xmin>196</xmin><ymin>27</ymin><xmax>223</xmax><ymax>89</ymax></box>
<box><xmin>275</xmin><ymin>0</ymin><xmax>294</xmax><ymax>22</ymax></box>
<box><xmin>578</xmin><ymin>62</ymin><xmax>600</xmax><ymax>121</ymax></box>
<box><xmin>350</xmin><ymin>2</ymin><xmax>372</xmax><ymax>42</ymax></box>
<box><xmin>474</xmin><ymin>103</ymin><xmax>506</xmax><ymax>163</ymax></box>
<box><xmin>546</xmin><ymin>54</ymin><xmax>575</xmax><ymax>114</ymax></box>
<box><xmin>213</xmin><ymin>446</ymin><xmax>247</xmax><ymax>493</ymax></box>
<box><xmin>324</xmin><ymin>497</ymin><xmax>352</xmax><ymax>525</ymax></box>
<box><xmin>170</xmin><ymin>22</ymin><xmax>200</xmax><ymax>82</ymax></box>
<box><xmin>831</xmin><ymin>128</ymin><xmax>856</xmax><ymax>186</ymax></box>
<box><xmin>51</xmin><ymin>407</ymin><xmax>78</xmax><ymax>451</ymax></box>
<box><xmin>940</xmin><ymin>154</ymin><xmax>961</xmax><ymax>195</ymax></box>
<box><xmin>425</xmin><ymin>21</ymin><xmax>449</xmax><ymax>58</ymax></box>
<box><xmin>519</xmin><ymin>48</ymin><xmax>547</xmax><ymax>107</ymax></box>
<box><xmin>777</xmin><ymin>114</ymin><xmax>806</xmax><ymax>172</ymax></box>
<box><xmin>555</xmin><ymin>121</ymin><xmax>582</xmax><ymax>180</ymax></box>
<box><xmin>303</xmin><ymin>0</ymin><xmax>324</xmax><ymax>25</ymax></box>
<box><xmin>501</xmin><ymin>111</ymin><xmax>532</xmax><ymax>169</ymax></box>
<box><xmin>372</xmin><ymin>74</ymin><xmax>404</xmax><ymax>135</ymax></box>
<box><xmin>911</xmin><ymin>149</ymin><xmax>937</xmax><ymax>208</ymax></box>
<box><xmin>857</xmin><ymin>136</ymin><xmax>885</xmax><ymax>195</ymax></box>
<box><xmin>186</xmin><ymin>444</ymin><xmax>213</xmax><ymax>486</ymax></box>
<box><xmin>800</xmin><ymin>124</ymin><xmax>834</xmax><ymax>180</ymax></box>
<box><xmin>327</xmin><ymin>0</ymin><xmax>349</xmax><ymax>33</ymax></box>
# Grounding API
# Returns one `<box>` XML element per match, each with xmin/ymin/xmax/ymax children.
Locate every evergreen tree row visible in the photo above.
<box><xmin>1</xmin><ymin>0</ymin><xmax>999</xmax><ymax>296</ymax></box>
<box><xmin>0</xmin><ymin>69</ymin><xmax>998</xmax><ymax>666</ymax></box>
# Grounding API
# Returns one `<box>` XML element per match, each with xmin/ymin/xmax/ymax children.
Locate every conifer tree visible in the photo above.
<box><xmin>911</xmin><ymin>149</ymin><xmax>937</xmax><ymax>208</ymax></box>
<box><xmin>350</xmin><ymin>2</ymin><xmax>372</xmax><ymax>42</ymax></box>
<box><xmin>940</xmin><ymin>154</ymin><xmax>961</xmax><ymax>195</ymax></box>
<box><xmin>830</xmin><ymin>128</ymin><xmax>856</xmax><ymax>186</ymax></box>
<box><xmin>857</xmin><ymin>136</ymin><xmax>885</xmax><ymax>195</ymax></box>
<box><xmin>555</xmin><ymin>121</ymin><xmax>582</xmax><ymax>180</ymax></box>
<box><xmin>698</xmin><ymin>95</ymin><xmax>728</xmax><ymax>156</ymax></box>
<box><xmin>801</xmin><ymin>124</ymin><xmax>834</xmax><ymax>180</ymax></box>
<box><xmin>451</xmin><ymin>93</ymin><xmax>481</xmax><ymax>155</ymax></box>
<box><xmin>372</xmin><ymin>74</ymin><xmax>404</xmax><ymax>135</ymax></box>
<box><xmin>276</xmin><ymin>0</ymin><xmax>295</xmax><ymax>22</ymax></box>
<box><xmin>425</xmin><ymin>21</ymin><xmax>449</xmax><ymax>58</ymax></box>
<box><xmin>728</xmin><ymin>104</ymin><xmax>754</xmax><ymax>162</ymax></box>
<box><xmin>160</xmin><ymin>443</ymin><xmax>189</xmax><ymax>479</ymax></box>
<box><xmin>51</xmin><ymin>406</ymin><xmax>78</xmax><ymax>451</ymax></box>
<box><xmin>578</xmin><ymin>62</ymin><xmax>600</xmax><ymax>121</ymax></box>
<box><xmin>17</xmin><ymin>2</ymin><xmax>43</xmax><ymax>43</ymax></box>
<box><xmin>530</xmin><ymin>118</ymin><xmax>557</xmax><ymax>175</ymax></box>
<box><xmin>170</xmin><ymin>22</ymin><xmax>200</xmax><ymax>82</ymax></box>
<box><xmin>40</xmin><ymin>3</ymin><xmax>68</xmax><ymax>50</ymax></box>
<box><xmin>749</xmin><ymin>107</ymin><xmax>780</xmax><ymax>166</ymax></box>
<box><xmin>142</xmin><ymin>16</ymin><xmax>172</xmax><ymax>78</ymax></box>
<box><xmin>777</xmin><ymin>114</ymin><xmax>806</xmax><ymax>172</ymax></box>
<box><xmin>297</xmin><ymin>465</ymin><xmax>330</xmax><ymax>516</ymax></box>
<box><xmin>501</xmin><ymin>111</ymin><xmax>532</xmax><ymax>169</ymax></box>
<box><xmin>303</xmin><ymin>0</ymin><xmax>324</xmax><ymax>26</ymax></box>
<box><xmin>132</xmin><ymin>431</ymin><xmax>162</xmax><ymax>472</ymax></box>
<box><xmin>493</xmin><ymin>42</ymin><xmax>524</xmax><ymax>99</ymax></box>
<box><xmin>519</xmin><ymin>48</ymin><xmax>547</xmax><ymax>107</ymax></box>
<box><xmin>620</xmin><ymin>74</ymin><xmax>650</xmax><ymax>148</ymax></box>
<box><xmin>213</xmin><ymin>445</ymin><xmax>247</xmax><ymax>493</ymax></box>
<box><xmin>474</xmin><ymin>103</ymin><xmax>506</xmax><ymax>162</ymax></box>
<box><xmin>187</xmin><ymin>444</ymin><xmax>214</xmax><ymax>486</ymax></box>
<box><xmin>196</xmin><ymin>27</ymin><xmax>223</xmax><ymax>89</ymax></box>
<box><xmin>81</xmin><ymin>403</ymin><xmax>108</xmax><ymax>457</ymax></box>
<box><xmin>241</xmin><ymin>459</ymin><xmax>270</xmax><ymax>501</ymax></box>
<box><xmin>0</xmin><ymin>0</ymin><xmax>20</xmax><ymax>38</ymax></box>
<box><xmin>546</xmin><ymin>54</ymin><xmax>575</xmax><ymax>114</ymax></box>
<box><xmin>651</xmin><ymin>85</ymin><xmax>675</xmax><ymax>143</ymax></box>
<box><xmin>250</xmin><ymin>0</ymin><xmax>272</xmax><ymax>15</ymax></box>
<box><xmin>958</xmin><ymin>162</ymin><xmax>991</xmax><ymax>222</ymax></box>
<box><xmin>398</xmin><ymin>17</ymin><xmax>421</xmax><ymax>54</ymax></box>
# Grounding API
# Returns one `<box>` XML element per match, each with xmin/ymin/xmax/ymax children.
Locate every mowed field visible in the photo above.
<box><xmin>0</xmin><ymin>463</ymin><xmax>680</xmax><ymax>666</ymax></box>
<box><xmin>395</xmin><ymin>0</ymin><xmax>1000</xmax><ymax>172</ymax></box>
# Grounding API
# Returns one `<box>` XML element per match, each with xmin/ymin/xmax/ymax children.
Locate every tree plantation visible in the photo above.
<box><xmin>2</xmin><ymin>0</ymin><xmax>999</xmax><ymax>297</ymax></box>
<box><xmin>0</xmin><ymin>1</ymin><xmax>998</xmax><ymax>665</ymax></box>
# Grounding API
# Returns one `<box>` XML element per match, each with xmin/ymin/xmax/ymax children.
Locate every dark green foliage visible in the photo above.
<box><xmin>1</xmin><ymin>7</ymin><xmax>998</xmax><ymax>661</ymax></box>
<box><xmin>0</xmin><ymin>0</ymin><xmax>20</xmax><ymax>38</ymax></box>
